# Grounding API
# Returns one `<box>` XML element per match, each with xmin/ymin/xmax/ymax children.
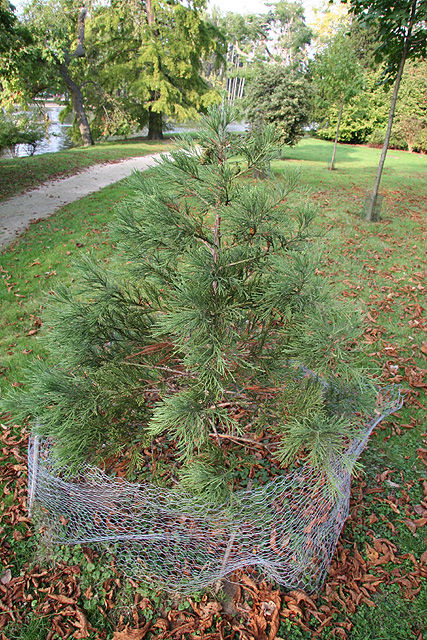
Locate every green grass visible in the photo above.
<box><xmin>0</xmin><ymin>179</ymin><xmax>130</xmax><ymax>395</ymax></box>
<box><xmin>1</xmin><ymin>136</ymin><xmax>427</xmax><ymax>639</ymax></box>
<box><xmin>0</xmin><ymin>137</ymin><xmax>171</xmax><ymax>201</ymax></box>
<box><xmin>273</xmin><ymin>138</ymin><xmax>427</xmax><ymax>639</ymax></box>
<box><xmin>279</xmin><ymin>137</ymin><xmax>427</xmax><ymax>222</ymax></box>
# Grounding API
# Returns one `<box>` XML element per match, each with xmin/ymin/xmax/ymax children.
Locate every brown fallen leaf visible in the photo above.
<box><xmin>287</xmin><ymin>590</ymin><xmax>317</xmax><ymax>609</ymax></box>
<box><xmin>1</xmin><ymin>569</ymin><xmax>12</xmax><ymax>585</ymax></box>
<box><xmin>72</xmin><ymin>609</ymin><xmax>91</xmax><ymax>639</ymax></box>
<box><xmin>47</xmin><ymin>593</ymin><xmax>78</xmax><ymax>605</ymax></box>
<box><xmin>404</xmin><ymin>518</ymin><xmax>418</xmax><ymax>533</ymax></box>
<box><xmin>112</xmin><ymin>622</ymin><xmax>152</xmax><ymax>640</ymax></box>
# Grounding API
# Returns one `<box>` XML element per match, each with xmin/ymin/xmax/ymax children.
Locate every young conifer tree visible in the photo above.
<box><xmin>6</xmin><ymin>105</ymin><xmax>374</xmax><ymax>501</ymax></box>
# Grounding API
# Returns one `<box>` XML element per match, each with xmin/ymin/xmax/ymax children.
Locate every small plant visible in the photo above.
<box><xmin>0</xmin><ymin>110</ymin><xmax>46</xmax><ymax>156</ymax></box>
<box><xmin>5</xmin><ymin>104</ymin><xmax>375</xmax><ymax>501</ymax></box>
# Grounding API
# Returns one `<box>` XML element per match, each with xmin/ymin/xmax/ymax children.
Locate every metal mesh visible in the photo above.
<box><xmin>28</xmin><ymin>386</ymin><xmax>402</xmax><ymax>594</ymax></box>
<box><xmin>362</xmin><ymin>190</ymin><xmax>384</xmax><ymax>220</ymax></box>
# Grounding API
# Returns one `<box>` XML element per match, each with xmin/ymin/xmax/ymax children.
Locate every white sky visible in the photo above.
<box><xmin>207</xmin><ymin>0</ymin><xmax>326</xmax><ymax>24</ymax></box>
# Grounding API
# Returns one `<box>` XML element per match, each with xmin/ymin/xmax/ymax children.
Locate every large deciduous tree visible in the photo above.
<box><xmin>343</xmin><ymin>0</ymin><xmax>427</xmax><ymax>221</ymax></box>
<box><xmin>89</xmin><ymin>0</ymin><xmax>225</xmax><ymax>140</ymax></box>
<box><xmin>268</xmin><ymin>0</ymin><xmax>312</xmax><ymax>68</ymax></box>
<box><xmin>10</xmin><ymin>0</ymin><xmax>95</xmax><ymax>146</ymax></box>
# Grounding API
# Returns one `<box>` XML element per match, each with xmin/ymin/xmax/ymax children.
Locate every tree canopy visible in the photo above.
<box><xmin>1</xmin><ymin>0</ymin><xmax>225</xmax><ymax>145</ymax></box>
<box><xmin>245</xmin><ymin>64</ymin><xmax>311</xmax><ymax>146</ymax></box>
<box><xmin>88</xmin><ymin>0</ymin><xmax>225</xmax><ymax>139</ymax></box>
<box><xmin>344</xmin><ymin>0</ymin><xmax>427</xmax><ymax>81</ymax></box>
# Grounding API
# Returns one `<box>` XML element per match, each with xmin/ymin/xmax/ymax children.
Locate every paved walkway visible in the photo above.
<box><xmin>0</xmin><ymin>153</ymin><xmax>162</xmax><ymax>250</ymax></box>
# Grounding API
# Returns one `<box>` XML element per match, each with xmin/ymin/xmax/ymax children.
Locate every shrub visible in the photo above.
<box><xmin>4</xmin><ymin>105</ymin><xmax>375</xmax><ymax>501</ymax></box>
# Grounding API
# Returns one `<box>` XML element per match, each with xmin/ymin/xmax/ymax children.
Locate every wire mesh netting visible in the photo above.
<box><xmin>28</xmin><ymin>386</ymin><xmax>402</xmax><ymax>594</ymax></box>
<box><xmin>362</xmin><ymin>190</ymin><xmax>384</xmax><ymax>220</ymax></box>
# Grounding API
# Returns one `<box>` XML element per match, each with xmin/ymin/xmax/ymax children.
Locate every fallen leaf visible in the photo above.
<box><xmin>72</xmin><ymin>609</ymin><xmax>91</xmax><ymax>639</ymax></box>
<box><xmin>48</xmin><ymin>593</ymin><xmax>78</xmax><ymax>605</ymax></box>
<box><xmin>1</xmin><ymin>569</ymin><xmax>12</xmax><ymax>585</ymax></box>
<box><xmin>112</xmin><ymin>623</ymin><xmax>151</xmax><ymax>640</ymax></box>
<box><xmin>404</xmin><ymin>518</ymin><xmax>418</xmax><ymax>533</ymax></box>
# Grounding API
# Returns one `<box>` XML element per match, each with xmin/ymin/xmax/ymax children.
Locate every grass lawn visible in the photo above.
<box><xmin>1</xmin><ymin>137</ymin><xmax>427</xmax><ymax>639</ymax></box>
<box><xmin>0</xmin><ymin>137</ymin><xmax>171</xmax><ymax>201</ymax></box>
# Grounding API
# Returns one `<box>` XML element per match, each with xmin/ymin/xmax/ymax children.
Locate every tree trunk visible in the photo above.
<box><xmin>148</xmin><ymin>109</ymin><xmax>163</xmax><ymax>140</ymax></box>
<box><xmin>366</xmin><ymin>0</ymin><xmax>418</xmax><ymax>221</ymax></box>
<box><xmin>329</xmin><ymin>96</ymin><xmax>344</xmax><ymax>171</ymax></box>
<box><xmin>56</xmin><ymin>7</ymin><xmax>93</xmax><ymax>147</ymax></box>
<box><xmin>145</xmin><ymin>2</ymin><xmax>163</xmax><ymax>139</ymax></box>
<box><xmin>58</xmin><ymin>64</ymin><xmax>94</xmax><ymax>146</ymax></box>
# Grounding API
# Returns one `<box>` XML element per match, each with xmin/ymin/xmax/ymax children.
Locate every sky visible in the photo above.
<box><xmin>207</xmin><ymin>0</ymin><xmax>326</xmax><ymax>24</ymax></box>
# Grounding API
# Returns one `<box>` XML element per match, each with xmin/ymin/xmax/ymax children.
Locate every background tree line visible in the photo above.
<box><xmin>1</xmin><ymin>0</ymin><xmax>426</xmax><ymax>157</ymax></box>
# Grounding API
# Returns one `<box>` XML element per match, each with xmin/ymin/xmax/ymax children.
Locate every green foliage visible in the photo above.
<box><xmin>311</xmin><ymin>28</ymin><xmax>364</xmax><ymax>153</ymax></box>
<box><xmin>313</xmin><ymin>30</ymin><xmax>363</xmax><ymax>103</ymax></box>
<box><xmin>3</xmin><ymin>0</ymin><xmax>224</xmax><ymax>144</ymax></box>
<box><xmin>87</xmin><ymin>0</ymin><xmax>225</xmax><ymax>138</ymax></box>
<box><xmin>0</xmin><ymin>1</ymin><xmax>32</xmax><ymax>76</ymax></box>
<box><xmin>315</xmin><ymin>60</ymin><xmax>427</xmax><ymax>151</ymax></box>
<box><xmin>3</xmin><ymin>106</ymin><xmax>374</xmax><ymax>502</ymax></box>
<box><xmin>343</xmin><ymin>0</ymin><xmax>427</xmax><ymax>82</ymax></box>
<box><xmin>0</xmin><ymin>109</ymin><xmax>46</xmax><ymax>154</ymax></box>
<box><xmin>392</xmin><ymin>59</ymin><xmax>427</xmax><ymax>152</ymax></box>
<box><xmin>244</xmin><ymin>64</ymin><xmax>312</xmax><ymax>146</ymax></box>
<box><xmin>313</xmin><ymin>66</ymin><xmax>383</xmax><ymax>144</ymax></box>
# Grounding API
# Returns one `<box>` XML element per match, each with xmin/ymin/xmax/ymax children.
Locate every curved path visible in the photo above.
<box><xmin>0</xmin><ymin>153</ymin><xmax>162</xmax><ymax>251</ymax></box>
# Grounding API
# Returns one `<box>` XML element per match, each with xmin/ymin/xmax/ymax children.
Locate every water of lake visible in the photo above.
<box><xmin>3</xmin><ymin>105</ymin><xmax>247</xmax><ymax>158</ymax></box>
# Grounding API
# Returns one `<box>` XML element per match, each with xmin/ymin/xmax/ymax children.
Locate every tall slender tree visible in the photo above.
<box><xmin>344</xmin><ymin>0</ymin><xmax>427</xmax><ymax>220</ymax></box>
<box><xmin>313</xmin><ymin>30</ymin><xmax>363</xmax><ymax>170</ymax></box>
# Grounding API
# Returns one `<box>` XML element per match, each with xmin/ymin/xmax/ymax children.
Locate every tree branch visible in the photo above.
<box><xmin>72</xmin><ymin>6</ymin><xmax>87</xmax><ymax>58</ymax></box>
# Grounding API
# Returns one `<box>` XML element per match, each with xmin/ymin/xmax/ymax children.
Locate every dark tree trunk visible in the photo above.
<box><xmin>148</xmin><ymin>109</ymin><xmax>163</xmax><ymax>140</ymax></box>
<box><xmin>55</xmin><ymin>6</ymin><xmax>94</xmax><ymax>147</ymax></box>
<box><xmin>145</xmin><ymin>4</ymin><xmax>163</xmax><ymax>140</ymax></box>
<box><xmin>58</xmin><ymin>64</ymin><xmax>94</xmax><ymax>146</ymax></box>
